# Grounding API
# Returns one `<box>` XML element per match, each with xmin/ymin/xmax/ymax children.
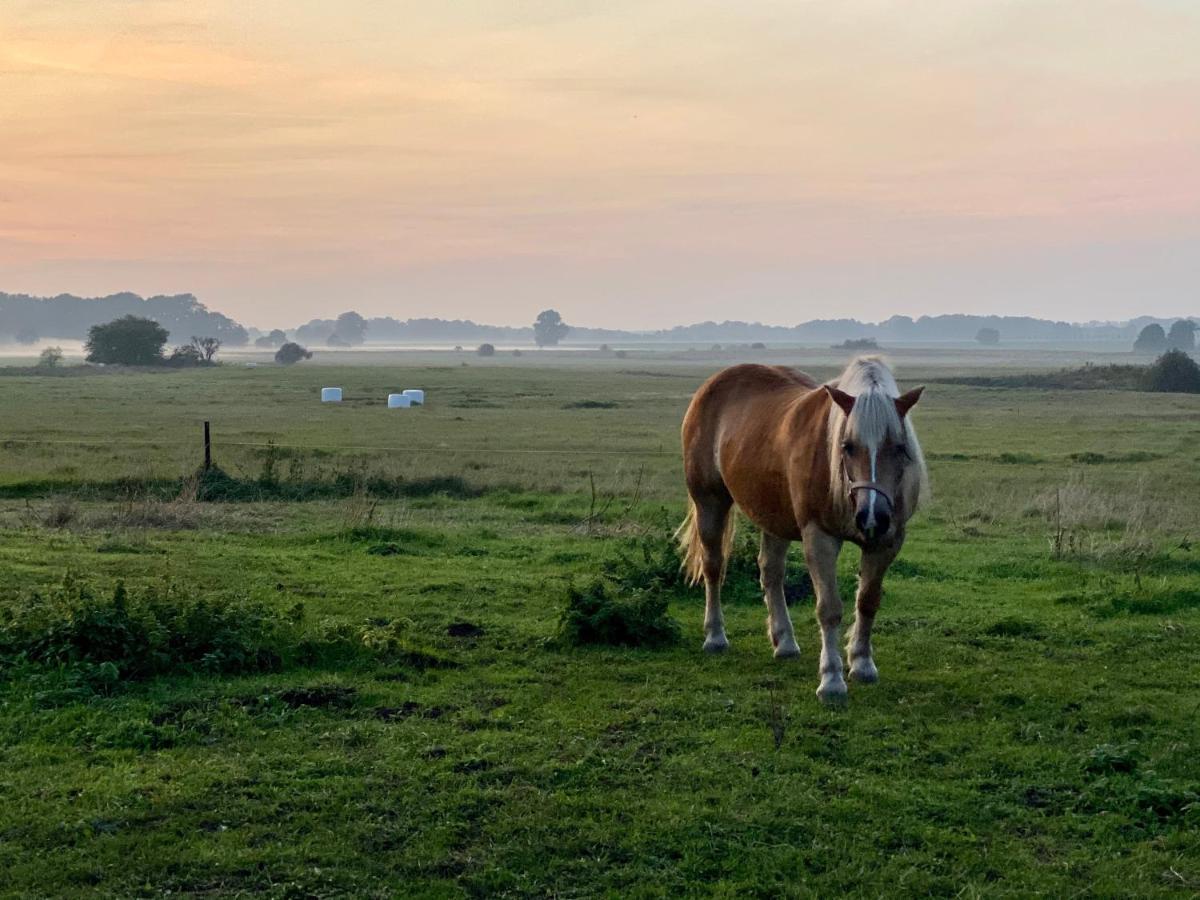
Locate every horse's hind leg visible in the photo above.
<box><xmin>801</xmin><ymin>523</ymin><xmax>847</xmax><ymax>704</ymax></box>
<box><xmin>760</xmin><ymin>532</ymin><xmax>800</xmax><ymax>659</ymax></box>
<box><xmin>695</xmin><ymin>495</ymin><xmax>734</xmax><ymax>652</ymax></box>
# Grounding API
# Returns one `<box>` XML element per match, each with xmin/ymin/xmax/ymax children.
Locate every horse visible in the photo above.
<box><xmin>676</xmin><ymin>356</ymin><xmax>928</xmax><ymax>703</ymax></box>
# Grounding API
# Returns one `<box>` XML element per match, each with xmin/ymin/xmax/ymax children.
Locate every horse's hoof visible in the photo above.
<box><xmin>773</xmin><ymin>638</ymin><xmax>801</xmax><ymax>659</ymax></box>
<box><xmin>702</xmin><ymin>636</ymin><xmax>730</xmax><ymax>653</ymax></box>
<box><xmin>816</xmin><ymin>678</ymin><xmax>848</xmax><ymax>706</ymax></box>
<box><xmin>849</xmin><ymin>660</ymin><xmax>879</xmax><ymax>683</ymax></box>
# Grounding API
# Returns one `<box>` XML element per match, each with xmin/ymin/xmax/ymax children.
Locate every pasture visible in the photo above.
<box><xmin>1</xmin><ymin>349</ymin><xmax>1198</xmax><ymax>897</ymax></box>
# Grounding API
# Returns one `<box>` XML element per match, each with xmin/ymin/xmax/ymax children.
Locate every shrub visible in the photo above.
<box><xmin>165</xmin><ymin>344</ymin><xmax>205</xmax><ymax>367</ymax></box>
<box><xmin>1141</xmin><ymin>349</ymin><xmax>1200</xmax><ymax>393</ymax></box>
<box><xmin>477</xmin><ymin>343</ymin><xmax>496</xmax><ymax>357</ymax></box>
<box><xmin>557</xmin><ymin>579</ymin><xmax>680</xmax><ymax>648</ymax></box>
<box><xmin>275</xmin><ymin>342</ymin><xmax>312</xmax><ymax>365</ymax></box>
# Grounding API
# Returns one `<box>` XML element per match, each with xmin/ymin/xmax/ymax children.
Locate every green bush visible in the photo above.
<box><xmin>557</xmin><ymin>578</ymin><xmax>680</xmax><ymax>648</ymax></box>
<box><xmin>1141</xmin><ymin>349</ymin><xmax>1200</xmax><ymax>393</ymax></box>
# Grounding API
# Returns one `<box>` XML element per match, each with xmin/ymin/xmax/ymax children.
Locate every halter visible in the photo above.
<box><xmin>848</xmin><ymin>480</ymin><xmax>893</xmax><ymax>508</ymax></box>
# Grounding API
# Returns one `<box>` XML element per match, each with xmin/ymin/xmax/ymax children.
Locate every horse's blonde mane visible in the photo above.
<box><xmin>826</xmin><ymin>356</ymin><xmax>928</xmax><ymax>519</ymax></box>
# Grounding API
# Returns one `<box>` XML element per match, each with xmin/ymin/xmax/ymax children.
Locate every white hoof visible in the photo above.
<box><xmin>849</xmin><ymin>658</ymin><xmax>879</xmax><ymax>683</ymax></box>
<box><xmin>773</xmin><ymin>636</ymin><xmax>801</xmax><ymax>659</ymax></box>
<box><xmin>702</xmin><ymin>634</ymin><xmax>730</xmax><ymax>653</ymax></box>
<box><xmin>816</xmin><ymin>676</ymin><xmax>848</xmax><ymax>705</ymax></box>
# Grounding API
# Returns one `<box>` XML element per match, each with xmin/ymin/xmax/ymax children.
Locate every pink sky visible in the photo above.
<box><xmin>2</xmin><ymin>0</ymin><xmax>1198</xmax><ymax>328</ymax></box>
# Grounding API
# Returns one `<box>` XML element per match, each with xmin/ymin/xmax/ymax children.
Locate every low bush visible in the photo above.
<box><xmin>557</xmin><ymin>578</ymin><xmax>680</xmax><ymax>648</ymax></box>
<box><xmin>0</xmin><ymin>577</ymin><xmax>446</xmax><ymax>692</ymax></box>
<box><xmin>1141</xmin><ymin>349</ymin><xmax>1200</xmax><ymax>393</ymax></box>
<box><xmin>0</xmin><ymin>577</ymin><xmax>301</xmax><ymax>682</ymax></box>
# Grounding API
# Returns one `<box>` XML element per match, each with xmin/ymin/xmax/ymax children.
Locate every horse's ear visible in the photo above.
<box><xmin>823</xmin><ymin>385</ymin><xmax>855</xmax><ymax>416</ymax></box>
<box><xmin>895</xmin><ymin>386</ymin><xmax>925</xmax><ymax>418</ymax></box>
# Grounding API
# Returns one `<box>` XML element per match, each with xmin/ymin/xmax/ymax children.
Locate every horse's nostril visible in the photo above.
<box><xmin>876</xmin><ymin>511</ymin><xmax>892</xmax><ymax>533</ymax></box>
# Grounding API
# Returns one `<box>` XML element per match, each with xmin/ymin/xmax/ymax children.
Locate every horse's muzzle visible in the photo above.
<box><xmin>849</xmin><ymin>481</ymin><xmax>894</xmax><ymax>543</ymax></box>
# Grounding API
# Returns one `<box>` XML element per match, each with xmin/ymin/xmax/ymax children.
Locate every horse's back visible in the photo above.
<box><xmin>682</xmin><ymin>364</ymin><xmax>821</xmax><ymax>492</ymax></box>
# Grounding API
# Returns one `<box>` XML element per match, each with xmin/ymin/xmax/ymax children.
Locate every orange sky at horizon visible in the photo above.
<box><xmin>1</xmin><ymin>0</ymin><xmax>1198</xmax><ymax>328</ymax></box>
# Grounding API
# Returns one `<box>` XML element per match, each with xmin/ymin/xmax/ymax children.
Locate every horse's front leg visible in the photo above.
<box><xmin>801</xmin><ymin>524</ymin><xmax>845</xmax><ymax>704</ymax></box>
<box><xmin>848</xmin><ymin>546</ymin><xmax>897</xmax><ymax>683</ymax></box>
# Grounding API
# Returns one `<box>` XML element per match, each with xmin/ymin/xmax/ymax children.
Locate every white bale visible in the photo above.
<box><xmin>321</xmin><ymin>387</ymin><xmax>342</xmax><ymax>402</ymax></box>
<box><xmin>401</xmin><ymin>389</ymin><xmax>425</xmax><ymax>405</ymax></box>
<box><xmin>387</xmin><ymin>393</ymin><xmax>412</xmax><ymax>408</ymax></box>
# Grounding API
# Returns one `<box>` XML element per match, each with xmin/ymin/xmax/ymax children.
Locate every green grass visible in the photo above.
<box><xmin>1</xmin><ymin>354</ymin><xmax>1199</xmax><ymax>896</ymax></box>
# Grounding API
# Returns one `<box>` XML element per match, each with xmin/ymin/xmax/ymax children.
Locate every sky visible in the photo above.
<box><xmin>1</xmin><ymin>0</ymin><xmax>1198</xmax><ymax>330</ymax></box>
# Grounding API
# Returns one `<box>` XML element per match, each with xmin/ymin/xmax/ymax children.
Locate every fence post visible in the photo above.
<box><xmin>203</xmin><ymin>421</ymin><xmax>211</xmax><ymax>471</ymax></box>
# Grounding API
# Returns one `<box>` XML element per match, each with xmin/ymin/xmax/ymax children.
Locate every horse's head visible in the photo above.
<box><xmin>824</xmin><ymin>382</ymin><xmax>925</xmax><ymax>546</ymax></box>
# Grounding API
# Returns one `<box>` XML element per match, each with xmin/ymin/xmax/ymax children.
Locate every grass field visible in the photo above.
<box><xmin>2</xmin><ymin>350</ymin><xmax>1199</xmax><ymax>897</ymax></box>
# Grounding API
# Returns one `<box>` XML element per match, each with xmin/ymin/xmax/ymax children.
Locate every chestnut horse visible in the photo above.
<box><xmin>677</xmin><ymin>356</ymin><xmax>927</xmax><ymax>703</ymax></box>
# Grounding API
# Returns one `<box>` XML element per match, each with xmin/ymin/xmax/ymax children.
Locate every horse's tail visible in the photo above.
<box><xmin>675</xmin><ymin>498</ymin><xmax>735</xmax><ymax>587</ymax></box>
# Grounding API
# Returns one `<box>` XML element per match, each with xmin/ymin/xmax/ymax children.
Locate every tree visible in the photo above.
<box><xmin>275</xmin><ymin>342</ymin><xmax>312</xmax><ymax>365</ymax></box>
<box><xmin>15</xmin><ymin>326</ymin><xmax>39</xmax><ymax>345</ymax></box>
<box><xmin>1133</xmin><ymin>323</ymin><xmax>1167</xmax><ymax>354</ymax></box>
<box><xmin>334</xmin><ymin>311</ymin><xmax>368</xmax><ymax>346</ymax></box>
<box><xmin>255</xmin><ymin>329</ymin><xmax>287</xmax><ymax>348</ymax></box>
<box><xmin>476</xmin><ymin>343</ymin><xmax>495</xmax><ymax>357</ymax></box>
<box><xmin>975</xmin><ymin>327</ymin><xmax>1000</xmax><ymax>345</ymax></box>
<box><xmin>326</xmin><ymin>333</ymin><xmax>351</xmax><ymax>347</ymax></box>
<box><xmin>533</xmin><ymin>309</ymin><xmax>569</xmax><ymax>347</ymax></box>
<box><xmin>1142</xmin><ymin>349</ymin><xmax>1200</xmax><ymax>393</ymax></box>
<box><xmin>37</xmin><ymin>346</ymin><xmax>63</xmax><ymax>368</ymax></box>
<box><xmin>85</xmin><ymin>316</ymin><xmax>168</xmax><ymax>365</ymax></box>
<box><xmin>190</xmin><ymin>336</ymin><xmax>221</xmax><ymax>362</ymax></box>
<box><xmin>1166</xmin><ymin>319</ymin><xmax>1197</xmax><ymax>351</ymax></box>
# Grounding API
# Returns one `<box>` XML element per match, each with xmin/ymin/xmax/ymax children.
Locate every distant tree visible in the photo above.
<box><xmin>1133</xmin><ymin>323</ymin><xmax>1168</xmax><ymax>353</ymax></box>
<box><xmin>975</xmin><ymin>327</ymin><xmax>1001</xmax><ymax>345</ymax></box>
<box><xmin>1166</xmin><ymin>319</ymin><xmax>1197</xmax><ymax>351</ymax></box>
<box><xmin>833</xmin><ymin>338</ymin><xmax>880</xmax><ymax>351</ymax></box>
<box><xmin>15</xmin><ymin>326</ymin><xmax>39</xmax><ymax>345</ymax></box>
<box><xmin>533</xmin><ymin>309</ymin><xmax>569</xmax><ymax>347</ymax></box>
<box><xmin>85</xmin><ymin>316</ymin><xmax>168</xmax><ymax>365</ymax></box>
<box><xmin>1142</xmin><ymin>349</ymin><xmax>1200</xmax><ymax>393</ymax></box>
<box><xmin>275</xmin><ymin>342</ymin><xmax>312</xmax><ymax>365</ymax></box>
<box><xmin>37</xmin><ymin>346</ymin><xmax>63</xmax><ymax>368</ymax></box>
<box><xmin>190</xmin><ymin>336</ymin><xmax>221</xmax><ymax>362</ymax></box>
<box><xmin>512</xmin><ymin>349</ymin><xmax>522</xmax><ymax>357</ymax></box>
<box><xmin>167</xmin><ymin>345</ymin><xmax>205</xmax><ymax>367</ymax></box>
<box><xmin>334</xmin><ymin>311</ymin><xmax>368</xmax><ymax>346</ymax></box>
<box><xmin>477</xmin><ymin>343</ymin><xmax>495</xmax><ymax>357</ymax></box>
<box><xmin>255</xmin><ymin>329</ymin><xmax>287</xmax><ymax>348</ymax></box>
<box><xmin>750</xmin><ymin>342</ymin><xmax>766</xmax><ymax>350</ymax></box>
<box><xmin>326</xmin><ymin>333</ymin><xmax>351</xmax><ymax>347</ymax></box>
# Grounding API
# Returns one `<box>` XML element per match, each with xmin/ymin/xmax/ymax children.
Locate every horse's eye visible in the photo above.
<box><xmin>842</xmin><ymin>441</ymin><xmax>855</xmax><ymax>455</ymax></box>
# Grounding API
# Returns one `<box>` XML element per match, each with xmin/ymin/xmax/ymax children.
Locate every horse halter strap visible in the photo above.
<box><xmin>848</xmin><ymin>480</ymin><xmax>893</xmax><ymax>507</ymax></box>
